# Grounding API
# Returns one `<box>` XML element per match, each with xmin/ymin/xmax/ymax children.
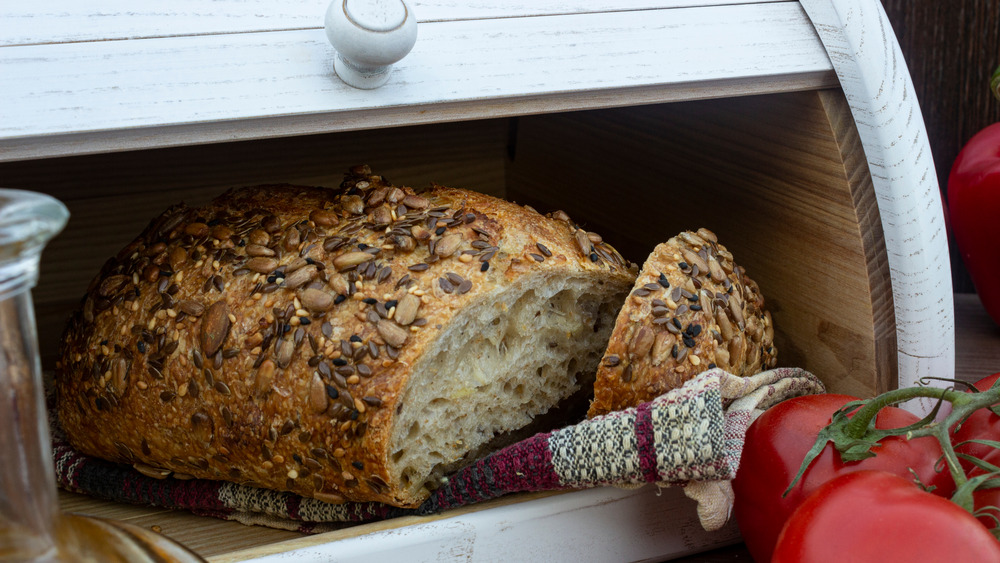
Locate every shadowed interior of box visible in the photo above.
<box><xmin>0</xmin><ymin>88</ymin><xmax>895</xmax><ymax>399</ymax></box>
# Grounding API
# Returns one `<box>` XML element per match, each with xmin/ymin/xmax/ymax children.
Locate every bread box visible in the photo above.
<box><xmin>0</xmin><ymin>0</ymin><xmax>954</xmax><ymax>560</ymax></box>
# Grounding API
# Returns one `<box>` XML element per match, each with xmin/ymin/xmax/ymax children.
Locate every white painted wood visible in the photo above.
<box><xmin>800</xmin><ymin>0</ymin><xmax>955</xmax><ymax>415</ymax></box>
<box><xmin>1</xmin><ymin>1</ymin><xmax>785</xmax><ymax>46</ymax></box>
<box><xmin>0</xmin><ymin>3</ymin><xmax>837</xmax><ymax>161</ymax></box>
<box><xmin>325</xmin><ymin>0</ymin><xmax>418</xmax><ymax>89</ymax></box>
<box><xmin>215</xmin><ymin>486</ymin><xmax>741</xmax><ymax>563</ymax></box>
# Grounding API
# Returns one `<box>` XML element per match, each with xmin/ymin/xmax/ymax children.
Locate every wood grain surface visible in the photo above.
<box><xmin>882</xmin><ymin>0</ymin><xmax>1000</xmax><ymax>293</ymax></box>
<box><xmin>507</xmin><ymin>89</ymin><xmax>895</xmax><ymax>398</ymax></box>
<box><xmin>0</xmin><ymin>2</ymin><xmax>835</xmax><ymax>161</ymax></box>
<box><xmin>1</xmin><ymin>1</ymin><xmax>784</xmax><ymax>46</ymax></box>
<box><xmin>800</xmin><ymin>0</ymin><xmax>955</xmax><ymax>414</ymax></box>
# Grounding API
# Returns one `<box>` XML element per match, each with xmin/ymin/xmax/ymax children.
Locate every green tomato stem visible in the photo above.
<box><xmin>919</xmin><ymin>423</ymin><xmax>969</xmax><ymax>496</ymax></box>
<box><xmin>822</xmin><ymin>384</ymin><xmax>1000</xmax><ymax>500</ymax></box>
<box><xmin>843</xmin><ymin>386</ymin><xmax>959</xmax><ymax>438</ymax></box>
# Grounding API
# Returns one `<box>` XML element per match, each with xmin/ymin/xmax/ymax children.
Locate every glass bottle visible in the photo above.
<box><xmin>0</xmin><ymin>189</ymin><xmax>204</xmax><ymax>562</ymax></box>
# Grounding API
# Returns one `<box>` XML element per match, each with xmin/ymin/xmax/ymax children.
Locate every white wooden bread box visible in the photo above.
<box><xmin>0</xmin><ymin>1</ymin><xmax>953</xmax><ymax>560</ymax></box>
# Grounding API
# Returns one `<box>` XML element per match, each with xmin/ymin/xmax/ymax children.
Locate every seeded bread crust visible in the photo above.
<box><xmin>56</xmin><ymin>166</ymin><xmax>635</xmax><ymax>508</ymax></box>
<box><xmin>587</xmin><ymin>228</ymin><xmax>777</xmax><ymax>418</ymax></box>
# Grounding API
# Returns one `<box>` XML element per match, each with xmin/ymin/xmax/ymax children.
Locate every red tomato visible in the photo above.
<box><xmin>972</xmin><ymin>487</ymin><xmax>1000</xmax><ymax>532</ymax></box>
<box><xmin>953</xmin><ymin>372</ymin><xmax>1000</xmax><ymax>473</ymax></box>
<box><xmin>952</xmin><ymin>372</ymin><xmax>1000</xmax><ymax>529</ymax></box>
<box><xmin>772</xmin><ymin>471</ymin><xmax>1000</xmax><ymax>562</ymax></box>
<box><xmin>732</xmin><ymin>394</ymin><xmax>955</xmax><ymax>562</ymax></box>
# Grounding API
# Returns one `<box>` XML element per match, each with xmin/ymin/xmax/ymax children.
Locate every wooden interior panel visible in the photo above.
<box><xmin>506</xmin><ymin>89</ymin><xmax>895</xmax><ymax>397</ymax></box>
<box><xmin>0</xmin><ymin>119</ymin><xmax>510</xmax><ymax>366</ymax></box>
<box><xmin>1</xmin><ymin>89</ymin><xmax>895</xmax><ymax>398</ymax></box>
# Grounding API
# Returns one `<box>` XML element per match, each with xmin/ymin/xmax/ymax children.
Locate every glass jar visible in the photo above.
<box><xmin>0</xmin><ymin>189</ymin><xmax>204</xmax><ymax>562</ymax></box>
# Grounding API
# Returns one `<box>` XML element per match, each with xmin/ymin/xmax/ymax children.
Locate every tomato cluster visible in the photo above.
<box><xmin>732</xmin><ymin>374</ymin><xmax>1000</xmax><ymax>562</ymax></box>
<box><xmin>953</xmin><ymin>372</ymin><xmax>1000</xmax><ymax>530</ymax></box>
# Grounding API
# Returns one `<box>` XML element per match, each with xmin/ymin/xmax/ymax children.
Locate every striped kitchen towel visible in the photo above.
<box><xmin>53</xmin><ymin>367</ymin><xmax>823</xmax><ymax>533</ymax></box>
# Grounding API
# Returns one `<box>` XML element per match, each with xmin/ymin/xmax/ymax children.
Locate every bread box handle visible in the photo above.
<box><xmin>325</xmin><ymin>0</ymin><xmax>418</xmax><ymax>89</ymax></box>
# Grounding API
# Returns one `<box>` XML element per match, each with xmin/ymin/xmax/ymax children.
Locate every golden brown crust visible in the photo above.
<box><xmin>55</xmin><ymin>166</ymin><xmax>634</xmax><ymax>508</ymax></box>
<box><xmin>587</xmin><ymin>228</ymin><xmax>777</xmax><ymax>418</ymax></box>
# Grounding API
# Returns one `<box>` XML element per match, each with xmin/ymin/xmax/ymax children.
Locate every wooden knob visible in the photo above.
<box><xmin>324</xmin><ymin>0</ymin><xmax>418</xmax><ymax>89</ymax></box>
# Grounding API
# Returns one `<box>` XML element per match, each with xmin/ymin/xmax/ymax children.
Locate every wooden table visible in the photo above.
<box><xmin>57</xmin><ymin>293</ymin><xmax>1000</xmax><ymax>561</ymax></box>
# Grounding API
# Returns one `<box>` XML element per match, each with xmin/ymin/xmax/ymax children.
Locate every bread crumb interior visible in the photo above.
<box><xmin>389</xmin><ymin>273</ymin><xmax>623</xmax><ymax>497</ymax></box>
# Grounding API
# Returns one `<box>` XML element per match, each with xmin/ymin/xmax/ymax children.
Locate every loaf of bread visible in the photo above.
<box><xmin>56</xmin><ymin>166</ymin><xmax>636</xmax><ymax>508</ymax></box>
<box><xmin>588</xmin><ymin>228</ymin><xmax>776</xmax><ymax>417</ymax></box>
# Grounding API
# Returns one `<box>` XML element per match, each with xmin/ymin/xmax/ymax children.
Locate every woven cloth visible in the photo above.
<box><xmin>52</xmin><ymin>367</ymin><xmax>823</xmax><ymax>533</ymax></box>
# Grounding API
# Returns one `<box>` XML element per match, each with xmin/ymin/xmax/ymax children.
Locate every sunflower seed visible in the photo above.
<box><xmin>309</xmin><ymin>372</ymin><xmax>328</xmax><ymax>413</ymax></box>
<box><xmin>310</xmin><ymin>209</ymin><xmax>340</xmax><ymax>228</ymax></box>
<box><xmin>177</xmin><ymin>299</ymin><xmax>205</xmax><ymax>317</ymax></box>
<box><xmin>574</xmin><ymin>229</ymin><xmax>591</xmax><ymax>256</ymax></box>
<box><xmin>716</xmin><ymin>308</ymin><xmax>734</xmax><ymax>341</ymax></box>
<box><xmin>341</xmin><ymin>195</ymin><xmax>365</xmax><ymax>215</ymax></box>
<box><xmin>629</xmin><ymin>326</ymin><xmax>655</xmax><ymax>357</ymax></box>
<box><xmin>98</xmin><ymin>275</ymin><xmax>129</xmax><ymax>297</ymax></box>
<box><xmin>185</xmin><ymin>222</ymin><xmax>210</xmax><ymax>237</ymax></box>
<box><xmin>333</xmin><ymin>251</ymin><xmax>374</xmax><ymax>271</ymax></box>
<box><xmin>253</xmin><ymin>360</ymin><xmax>275</xmax><ymax>397</ymax></box>
<box><xmin>434</xmin><ymin>233</ymin><xmax>462</xmax><ymax>257</ymax></box>
<box><xmin>201</xmin><ymin>300</ymin><xmax>230</xmax><ymax>356</ymax></box>
<box><xmin>246</xmin><ymin>244</ymin><xmax>275</xmax><ymax>257</ymax></box>
<box><xmin>300</xmin><ymin>287</ymin><xmax>335</xmax><ymax>312</ymax></box>
<box><xmin>401</xmin><ymin>195</ymin><xmax>429</xmax><ymax>209</ymax></box>
<box><xmin>377</xmin><ymin>319</ymin><xmax>408</xmax><ymax>348</ymax></box>
<box><xmin>283</xmin><ymin>265</ymin><xmax>318</xmax><ymax>289</ymax></box>
<box><xmin>274</xmin><ymin>337</ymin><xmax>295</xmax><ymax>368</ymax></box>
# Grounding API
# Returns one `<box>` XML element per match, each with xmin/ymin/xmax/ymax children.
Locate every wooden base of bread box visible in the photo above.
<box><xmin>56</xmin><ymin>294</ymin><xmax>997</xmax><ymax>561</ymax></box>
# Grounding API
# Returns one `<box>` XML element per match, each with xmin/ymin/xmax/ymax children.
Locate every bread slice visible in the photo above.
<box><xmin>588</xmin><ymin>228</ymin><xmax>777</xmax><ymax>417</ymax></box>
<box><xmin>56</xmin><ymin>166</ymin><xmax>635</xmax><ymax>508</ymax></box>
